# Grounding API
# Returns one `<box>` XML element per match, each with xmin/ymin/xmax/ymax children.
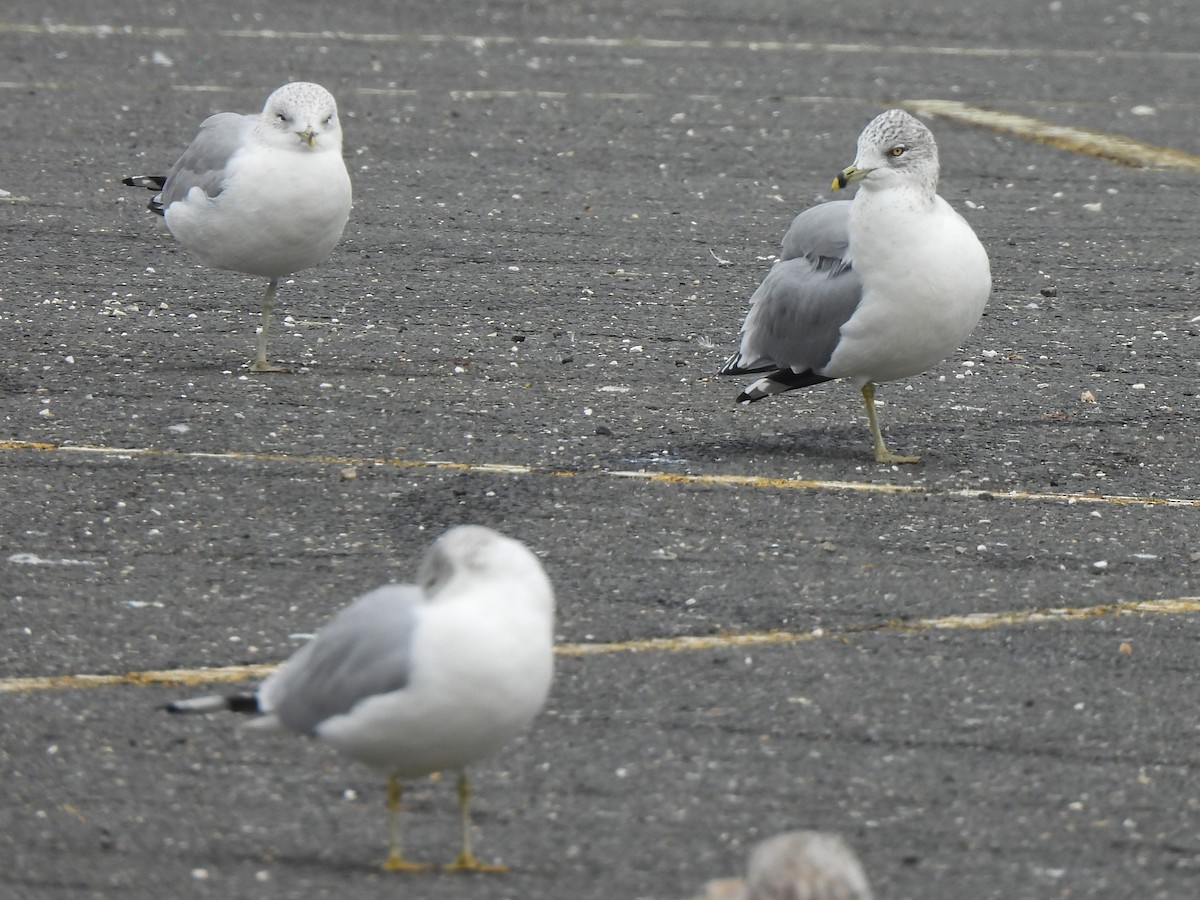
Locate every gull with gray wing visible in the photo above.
<box><xmin>167</xmin><ymin>525</ymin><xmax>555</xmax><ymax>873</ymax></box>
<box><xmin>124</xmin><ymin>82</ymin><xmax>352</xmax><ymax>372</ymax></box>
<box><xmin>720</xmin><ymin>109</ymin><xmax>991</xmax><ymax>463</ymax></box>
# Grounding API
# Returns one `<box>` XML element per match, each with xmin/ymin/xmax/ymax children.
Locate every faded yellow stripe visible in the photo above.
<box><xmin>3</xmin><ymin>596</ymin><xmax>1197</xmax><ymax>694</ymax></box>
<box><xmin>0</xmin><ymin>664</ymin><xmax>277</xmax><ymax>694</ymax></box>
<box><xmin>2</xmin><ymin>439</ymin><xmax>1196</xmax><ymax>508</ymax></box>
<box><xmin>558</xmin><ymin>595</ymin><xmax>1200</xmax><ymax>655</ymax></box>
<box><xmin>905</xmin><ymin>99</ymin><xmax>1200</xmax><ymax>172</ymax></box>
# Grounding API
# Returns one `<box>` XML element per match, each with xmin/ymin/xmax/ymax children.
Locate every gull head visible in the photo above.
<box><xmin>418</xmin><ymin>525</ymin><xmax>556</xmax><ymax>618</ymax></box>
<box><xmin>260</xmin><ymin>82</ymin><xmax>344</xmax><ymax>152</ymax></box>
<box><xmin>832</xmin><ymin>108</ymin><xmax>939</xmax><ymax>196</ymax></box>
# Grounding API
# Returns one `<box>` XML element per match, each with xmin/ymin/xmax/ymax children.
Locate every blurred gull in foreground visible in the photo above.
<box><xmin>124</xmin><ymin>81</ymin><xmax>352</xmax><ymax>372</ymax></box>
<box><xmin>720</xmin><ymin>108</ymin><xmax>990</xmax><ymax>463</ymax></box>
<box><xmin>693</xmin><ymin>831</ymin><xmax>874</xmax><ymax>900</ymax></box>
<box><xmin>167</xmin><ymin>525</ymin><xmax>555</xmax><ymax>872</ymax></box>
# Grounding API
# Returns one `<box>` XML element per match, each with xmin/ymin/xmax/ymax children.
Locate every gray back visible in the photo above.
<box><xmin>159</xmin><ymin>112</ymin><xmax>256</xmax><ymax>209</ymax></box>
<box><xmin>264</xmin><ymin>584</ymin><xmax>421</xmax><ymax>735</ymax></box>
<box><xmin>779</xmin><ymin>200</ymin><xmax>852</xmax><ymax>268</ymax></box>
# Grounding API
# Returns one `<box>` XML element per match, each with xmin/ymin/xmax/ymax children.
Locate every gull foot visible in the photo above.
<box><xmin>443</xmin><ymin>852</ymin><xmax>509</xmax><ymax>874</ymax></box>
<box><xmin>381</xmin><ymin>854</ymin><xmax>433</xmax><ymax>873</ymax></box>
<box><xmin>249</xmin><ymin>359</ymin><xmax>292</xmax><ymax>374</ymax></box>
<box><xmin>875</xmin><ymin>449</ymin><xmax>920</xmax><ymax>465</ymax></box>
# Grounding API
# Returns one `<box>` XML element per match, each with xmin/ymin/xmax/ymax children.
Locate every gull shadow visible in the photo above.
<box><xmin>669</xmin><ymin>429</ymin><xmax>885</xmax><ymax>466</ymax></box>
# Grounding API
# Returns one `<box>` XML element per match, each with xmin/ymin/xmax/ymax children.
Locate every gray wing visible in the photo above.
<box><xmin>779</xmin><ymin>199</ymin><xmax>853</xmax><ymax>268</ymax></box>
<box><xmin>158</xmin><ymin>112</ymin><xmax>256</xmax><ymax>209</ymax></box>
<box><xmin>721</xmin><ymin>200</ymin><xmax>862</xmax><ymax>375</ymax></box>
<box><xmin>259</xmin><ymin>584</ymin><xmax>421</xmax><ymax>735</ymax></box>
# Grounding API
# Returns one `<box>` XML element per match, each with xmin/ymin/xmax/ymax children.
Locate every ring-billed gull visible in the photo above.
<box><xmin>167</xmin><ymin>525</ymin><xmax>555</xmax><ymax>872</ymax></box>
<box><xmin>692</xmin><ymin>831</ymin><xmax>873</xmax><ymax>900</ymax></box>
<box><xmin>720</xmin><ymin>109</ymin><xmax>991</xmax><ymax>464</ymax></box>
<box><xmin>123</xmin><ymin>82</ymin><xmax>352</xmax><ymax>373</ymax></box>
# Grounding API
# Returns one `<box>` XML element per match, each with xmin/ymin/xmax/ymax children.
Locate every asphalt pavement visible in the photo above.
<box><xmin>2</xmin><ymin>1</ymin><xmax>1199</xmax><ymax>898</ymax></box>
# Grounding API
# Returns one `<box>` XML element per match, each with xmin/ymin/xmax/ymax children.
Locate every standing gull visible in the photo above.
<box><xmin>124</xmin><ymin>82</ymin><xmax>352</xmax><ymax>372</ymax></box>
<box><xmin>720</xmin><ymin>109</ymin><xmax>990</xmax><ymax>463</ymax></box>
<box><xmin>167</xmin><ymin>525</ymin><xmax>555</xmax><ymax>872</ymax></box>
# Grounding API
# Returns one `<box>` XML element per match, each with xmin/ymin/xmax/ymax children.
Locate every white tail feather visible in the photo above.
<box><xmin>166</xmin><ymin>694</ymin><xmax>227</xmax><ymax>713</ymax></box>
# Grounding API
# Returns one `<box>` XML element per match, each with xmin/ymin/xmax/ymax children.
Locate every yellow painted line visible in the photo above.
<box><xmin>3</xmin><ymin>21</ymin><xmax>1200</xmax><ymax>62</ymax></box>
<box><xmin>2</xmin><ymin>439</ymin><xmax>1197</xmax><ymax>508</ymax></box>
<box><xmin>905</xmin><ymin>99</ymin><xmax>1200</xmax><ymax>172</ymax></box>
<box><xmin>559</xmin><ymin>596</ymin><xmax>1200</xmax><ymax>656</ymax></box>
<box><xmin>3</xmin><ymin>596</ymin><xmax>1196</xmax><ymax>694</ymax></box>
<box><xmin>0</xmin><ymin>664</ymin><xmax>277</xmax><ymax>694</ymax></box>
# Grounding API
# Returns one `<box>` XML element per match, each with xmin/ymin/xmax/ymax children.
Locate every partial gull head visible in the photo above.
<box><xmin>123</xmin><ymin>81</ymin><xmax>352</xmax><ymax>372</ymax></box>
<box><xmin>167</xmin><ymin>525</ymin><xmax>555</xmax><ymax>873</ymax></box>
<box><xmin>692</xmin><ymin>831</ymin><xmax>874</xmax><ymax>900</ymax></box>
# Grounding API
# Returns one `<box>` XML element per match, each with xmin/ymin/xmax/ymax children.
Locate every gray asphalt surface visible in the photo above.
<box><xmin>2</xmin><ymin>1</ymin><xmax>1200</xmax><ymax>898</ymax></box>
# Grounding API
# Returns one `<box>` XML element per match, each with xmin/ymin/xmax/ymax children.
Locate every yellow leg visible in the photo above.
<box><xmin>861</xmin><ymin>382</ymin><xmax>919</xmax><ymax>465</ymax></box>
<box><xmin>443</xmin><ymin>772</ymin><xmax>508</xmax><ymax>873</ymax></box>
<box><xmin>381</xmin><ymin>775</ymin><xmax>431</xmax><ymax>872</ymax></box>
<box><xmin>249</xmin><ymin>277</ymin><xmax>290</xmax><ymax>373</ymax></box>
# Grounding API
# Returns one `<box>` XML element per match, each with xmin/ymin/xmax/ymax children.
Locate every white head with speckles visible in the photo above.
<box><xmin>832</xmin><ymin>108</ymin><xmax>939</xmax><ymax>198</ymax></box>
<box><xmin>258</xmin><ymin>82</ymin><xmax>344</xmax><ymax>153</ymax></box>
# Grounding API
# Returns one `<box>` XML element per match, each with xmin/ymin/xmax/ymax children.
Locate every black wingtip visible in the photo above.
<box><xmin>718</xmin><ymin>353</ymin><xmax>776</xmax><ymax>378</ymax></box>
<box><xmin>122</xmin><ymin>174</ymin><xmax>166</xmax><ymax>190</ymax></box>
<box><xmin>122</xmin><ymin>175</ymin><xmax>168</xmax><ymax>216</ymax></box>
<box><xmin>227</xmin><ymin>694</ymin><xmax>260</xmax><ymax>714</ymax></box>
<box><xmin>163</xmin><ymin>693</ymin><xmax>259</xmax><ymax>714</ymax></box>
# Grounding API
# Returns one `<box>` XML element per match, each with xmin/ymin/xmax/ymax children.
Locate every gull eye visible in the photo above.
<box><xmin>889</xmin><ymin>145</ymin><xmax>907</xmax><ymax>158</ymax></box>
<box><xmin>323</xmin><ymin>114</ymin><xmax>334</xmax><ymax>126</ymax></box>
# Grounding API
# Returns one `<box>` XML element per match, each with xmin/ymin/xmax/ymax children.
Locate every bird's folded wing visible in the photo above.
<box><xmin>260</xmin><ymin>585</ymin><xmax>422</xmax><ymax>735</ymax></box>
<box><xmin>723</xmin><ymin>254</ymin><xmax>863</xmax><ymax>377</ymax></box>
<box><xmin>158</xmin><ymin>112</ymin><xmax>257</xmax><ymax>208</ymax></box>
